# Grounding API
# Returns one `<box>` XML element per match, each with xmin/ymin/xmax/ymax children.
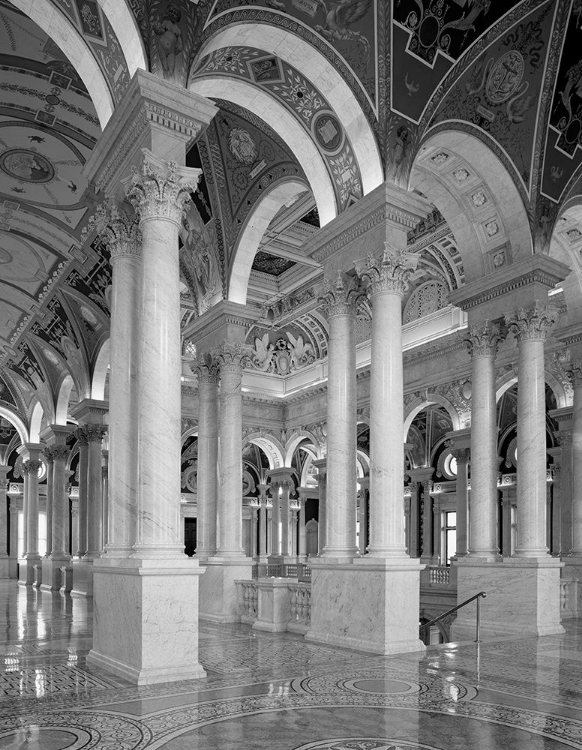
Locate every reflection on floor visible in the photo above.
<box><xmin>1</xmin><ymin>581</ymin><xmax>582</xmax><ymax>749</ymax></box>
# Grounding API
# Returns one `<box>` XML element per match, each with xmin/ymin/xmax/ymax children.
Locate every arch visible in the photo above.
<box><xmin>229</xmin><ymin>179</ymin><xmax>310</xmax><ymax>304</ymax></box>
<box><xmin>284</xmin><ymin>430</ymin><xmax>323</xmax><ymax>467</ymax></box>
<box><xmin>403</xmin><ymin>394</ymin><xmax>462</xmax><ymax>438</ymax></box>
<box><xmin>190</xmin><ymin>24</ymin><xmax>383</xmax><ymax>196</ymax></box>
<box><xmin>189</xmin><ymin>77</ymin><xmax>336</xmax><ymax>225</ymax></box>
<box><xmin>0</xmin><ymin>406</ymin><xmax>28</xmax><ymax>446</ymax></box>
<box><xmin>29</xmin><ymin>401</ymin><xmax>44</xmax><ymax>443</ymax></box>
<box><xmin>181</xmin><ymin>426</ymin><xmax>198</xmax><ymax>444</ymax></box>
<box><xmin>495</xmin><ymin>373</ymin><xmax>518</xmax><ymax>402</ymax></box>
<box><xmin>91</xmin><ymin>339</ymin><xmax>110</xmax><ymax>400</ymax></box>
<box><xmin>410</xmin><ymin>129</ymin><xmax>532</xmax><ymax>284</ymax></box>
<box><xmin>55</xmin><ymin>375</ymin><xmax>75</xmax><ymax>426</ymax></box>
<box><xmin>550</xmin><ymin>200</ymin><xmax>582</xmax><ymax>325</ymax></box>
<box><xmin>10</xmin><ymin>0</ymin><xmax>114</xmax><ymax>127</ymax></box>
<box><xmin>242</xmin><ymin>433</ymin><xmax>284</xmax><ymax>470</ymax></box>
<box><xmin>97</xmin><ymin>0</ymin><xmax>148</xmax><ymax>78</ymax></box>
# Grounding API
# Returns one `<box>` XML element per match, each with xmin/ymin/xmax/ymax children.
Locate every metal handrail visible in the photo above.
<box><xmin>420</xmin><ymin>591</ymin><xmax>486</xmax><ymax>643</ymax></box>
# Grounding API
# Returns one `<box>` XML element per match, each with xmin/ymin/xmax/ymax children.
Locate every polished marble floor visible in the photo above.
<box><xmin>1</xmin><ymin>581</ymin><xmax>582</xmax><ymax>749</ymax></box>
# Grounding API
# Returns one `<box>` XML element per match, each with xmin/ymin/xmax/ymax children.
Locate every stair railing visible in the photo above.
<box><xmin>420</xmin><ymin>591</ymin><xmax>486</xmax><ymax>644</ymax></box>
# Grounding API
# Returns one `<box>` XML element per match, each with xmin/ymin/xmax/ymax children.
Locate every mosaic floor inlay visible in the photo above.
<box><xmin>1</xmin><ymin>581</ymin><xmax>582</xmax><ymax>748</ymax></box>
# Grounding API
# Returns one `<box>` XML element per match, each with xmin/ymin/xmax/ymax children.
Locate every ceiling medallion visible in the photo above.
<box><xmin>228</xmin><ymin>128</ymin><xmax>257</xmax><ymax>165</ymax></box>
<box><xmin>0</xmin><ymin>149</ymin><xmax>54</xmax><ymax>183</ymax></box>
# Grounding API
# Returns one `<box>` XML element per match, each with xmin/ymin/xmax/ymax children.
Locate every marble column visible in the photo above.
<box><xmin>91</xmin><ymin>201</ymin><xmax>141</xmax><ymax>556</ymax></box>
<box><xmin>500</xmin><ymin>488</ymin><xmax>513</xmax><ymax>557</ymax></box>
<box><xmin>47</xmin><ymin>445</ymin><xmax>72</xmax><ymax>590</ymax></box>
<box><xmin>44</xmin><ymin>448</ymin><xmax>54</xmax><ymax>559</ymax></box>
<box><xmin>258</xmin><ymin>485</ymin><xmax>269</xmax><ymax>561</ymax></box>
<box><xmin>297</xmin><ymin>488</ymin><xmax>308</xmax><ymax>560</ymax></box>
<box><xmin>250</xmin><ymin>505</ymin><xmax>258</xmax><ymax>558</ymax></box>
<box><xmin>70</xmin><ymin>499</ymin><xmax>79</xmax><ymax>563</ymax></box>
<box><xmin>290</xmin><ymin>500</ymin><xmax>299</xmax><ymax>556</ymax></box>
<box><xmin>84</xmin><ymin>425</ymin><xmax>107</xmax><ymax>559</ymax></box>
<box><xmin>313</xmin><ymin>459</ymin><xmax>327</xmax><ymax>554</ymax></box>
<box><xmin>0</xmin><ymin>467</ymin><xmax>9</xmax><ymax>578</ymax></box>
<box><xmin>126</xmin><ymin>153</ymin><xmax>201</xmax><ymax>558</ymax></box>
<box><xmin>102</xmin><ymin>451</ymin><xmax>109</xmax><ymax>549</ymax></box>
<box><xmin>407</xmin><ymin>481</ymin><xmax>420</xmax><ymax>558</ymax></box>
<box><xmin>19</xmin><ymin>444</ymin><xmax>44</xmax><ymax>586</ymax></box>
<box><xmin>280</xmin><ymin>482</ymin><xmax>291</xmax><ymax>558</ymax></box>
<box><xmin>506</xmin><ymin>303</ymin><xmax>557</xmax><ymax>557</ymax></box>
<box><xmin>270</xmin><ymin>480</ymin><xmax>281</xmax><ymax>558</ymax></box>
<box><xmin>9</xmin><ymin>497</ymin><xmax>18</xmax><ymax>579</ymax></box>
<box><xmin>450</xmin><ymin>446</ymin><xmax>470</xmax><ymax>558</ymax></box>
<box><xmin>358</xmin><ymin>477</ymin><xmax>369</xmax><ymax>556</ymax></box>
<box><xmin>320</xmin><ymin>272</ymin><xmax>359</xmax><ymax>559</ymax></box>
<box><xmin>267</xmin><ymin>469</ymin><xmax>295</xmax><ymax>561</ymax></box>
<box><xmin>267</xmin><ymin>507</ymin><xmax>273</xmax><ymax>555</ymax></box>
<box><xmin>194</xmin><ymin>354</ymin><xmax>219</xmax><ymax>558</ymax></box>
<box><xmin>465</xmin><ymin>321</ymin><xmax>503</xmax><ymax>560</ymax></box>
<box><xmin>568</xmin><ymin>361</ymin><xmax>582</xmax><ymax>556</ymax></box>
<box><xmin>213</xmin><ymin>343</ymin><xmax>246</xmax><ymax>558</ymax></box>
<box><xmin>75</xmin><ymin>430</ymin><xmax>89</xmax><ymax>558</ymax></box>
<box><xmin>355</xmin><ymin>245</ymin><xmax>417</xmax><ymax>558</ymax></box>
<box><xmin>420</xmin><ymin>479</ymin><xmax>434</xmax><ymax>563</ymax></box>
<box><xmin>432</xmin><ymin>497</ymin><xmax>441</xmax><ymax>564</ymax></box>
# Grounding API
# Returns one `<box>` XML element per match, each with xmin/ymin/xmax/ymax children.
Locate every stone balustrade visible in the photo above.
<box><xmin>236</xmin><ymin>578</ymin><xmax>311</xmax><ymax>634</ymax></box>
<box><xmin>560</xmin><ymin>576</ymin><xmax>578</xmax><ymax>620</ymax></box>
<box><xmin>238</xmin><ymin>581</ymin><xmax>259</xmax><ymax>624</ymax></box>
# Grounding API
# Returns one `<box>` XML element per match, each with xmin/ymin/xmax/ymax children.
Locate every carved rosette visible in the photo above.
<box><xmin>23</xmin><ymin>460</ymin><xmax>43</xmax><ymax>476</ymax></box>
<box><xmin>505</xmin><ymin>302</ymin><xmax>558</xmax><ymax>343</ymax></box>
<box><xmin>52</xmin><ymin>445</ymin><xmax>71</xmax><ymax>462</ymax></box>
<box><xmin>320</xmin><ymin>271</ymin><xmax>361</xmax><ymax>318</ymax></box>
<box><xmin>355</xmin><ymin>243</ymin><xmax>418</xmax><ymax>297</ymax></box>
<box><xmin>125</xmin><ymin>151</ymin><xmax>201</xmax><ymax>225</ymax></box>
<box><xmin>213</xmin><ymin>342</ymin><xmax>250</xmax><ymax>375</ymax></box>
<box><xmin>83</xmin><ymin>198</ymin><xmax>141</xmax><ymax>261</ymax></box>
<box><xmin>465</xmin><ymin>320</ymin><xmax>503</xmax><ymax>358</ymax></box>
<box><xmin>567</xmin><ymin>359</ymin><xmax>582</xmax><ymax>389</ymax></box>
<box><xmin>192</xmin><ymin>352</ymin><xmax>219</xmax><ymax>384</ymax></box>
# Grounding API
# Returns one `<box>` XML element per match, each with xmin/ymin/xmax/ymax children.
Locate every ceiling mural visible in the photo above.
<box><xmin>192</xmin><ymin>47</ymin><xmax>364</xmax><ymax>213</ymax></box>
<box><xmin>427</xmin><ymin>1</ymin><xmax>554</xmax><ymax>195</ymax></box>
<box><xmin>50</xmin><ymin>0</ymin><xmax>131</xmax><ymax>103</ymax></box>
<box><xmin>392</xmin><ymin>0</ymin><xmax>525</xmax><ymax>124</ymax></box>
<box><xmin>543</xmin><ymin>0</ymin><xmax>582</xmax><ymax>203</ymax></box>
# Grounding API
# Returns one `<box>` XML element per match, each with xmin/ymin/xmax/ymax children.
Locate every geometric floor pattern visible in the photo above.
<box><xmin>1</xmin><ymin>582</ymin><xmax>582</xmax><ymax>748</ymax></box>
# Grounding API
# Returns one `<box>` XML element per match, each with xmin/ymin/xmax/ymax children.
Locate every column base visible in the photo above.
<box><xmin>305</xmin><ymin>556</ymin><xmax>426</xmax><ymax>655</ymax></box>
<box><xmin>19</xmin><ymin>556</ymin><xmax>41</xmax><ymax>586</ymax></box>
<box><xmin>41</xmin><ymin>556</ymin><xmax>72</xmax><ymax>591</ymax></box>
<box><xmin>88</xmin><ymin>556</ymin><xmax>207</xmax><ymax>686</ymax></box>
<box><xmin>72</xmin><ymin>558</ymin><xmax>93</xmax><ymax>597</ymax></box>
<box><xmin>451</xmin><ymin>556</ymin><xmax>565</xmax><ymax>641</ymax></box>
<box><xmin>199</xmin><ymin>557</ymin><xmax>253</xmax><ymax>623</ymax></box>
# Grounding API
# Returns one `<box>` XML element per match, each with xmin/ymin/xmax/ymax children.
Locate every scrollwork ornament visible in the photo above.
<box><xmin>465</xmin><ymin>320</ymin><xmax>503</xmax><ymax>357</ymax></box>
<box><xmin>125</xmin><ymin>151</ymin><xmax>201</xmax><ymax>225</ymax></box>
<box><xmin>354</xmin><ymin>242</ymin><xmax>419</xmax><ymax>297</ymax></box>
<box><xmin>505</xmin><ymin>301</ymin><xmax>558</xmax><ymax>343</ymax></box>
<box><xmin>82</xmin><ymin>198</ymin><xmax>142</xmax><ymax>261</ymax></box>
<box><xmin>319</xmin><ymin>270</ymin><xmax>361</xmax><ymax>318</ymax></box>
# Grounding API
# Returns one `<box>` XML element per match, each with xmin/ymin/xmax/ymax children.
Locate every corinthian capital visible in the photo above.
<box><xmin>355</xmin><ymin>242</ymin><xmax>418</xmax><ymax>297</ymax></box>
<box><xmin>125</xmin><ymin>150</ymin><xmax>201</xmax><ymax>225</ymax></box>
<box><xmin>212</xmin><ymin>341</ymin><xmax>250</xmax><ymax>374</ymax></box>
<box><xmin>320</xmin><ymin>271</ymin><xmax>361</xmax><ymax>318</ymax></box>
<box><xmin>193</xmin><ymin>352</ymin><xmax>220</xmax><ymax>384</ymax></box>
<box><xmin>505</xmin><ymin>301</ymin><xmax>558</xmax><ymax>343</ymax></box>
<box><xmin>82</xmin><ymin>198</ymin><xmax>141</xmax><ymax>261</ymax></box>
<box><xmin>465</xmin><ymin>320</ymin><xmax>503</xmax><ymax>358</ymax></box>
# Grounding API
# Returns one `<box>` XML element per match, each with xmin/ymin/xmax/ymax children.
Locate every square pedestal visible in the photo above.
<box><xmin>88</xmin><ymin>556</ymin><xmax>207</xmax><ymax>685</ymax></box>
<box><xmin>199</xmin><ymin>557</ymin><xmax>253</xmax><ymax>623</ymax></box>
<box><xmin>306</xmin><ymin>557</ymin><xmax>426</xmax><ymax>655</ymax></box>
<box><xmin>451</xmin><ymin>557</ymin><xmax>565</xmax><ymax>641</ymax></box>
<box><xmin>41</xmin><ymin>556</ymin><xmax>71</xmax><ymax>591</ymax></box>
<box><xmin>72</xmin><ymin>558</ymin><xmax>93</xmax><ymax>597</ymax></box>
<box><xmin>252</xmin><ymin>578</ymin><xmax>292</xmax><ymax>633</ymax></box>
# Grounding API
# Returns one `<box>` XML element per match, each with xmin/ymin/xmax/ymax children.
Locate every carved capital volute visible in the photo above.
<box><xmin>320</xmin><ymin>270</ymin><xmax>361</xmax><ymax>318</ymax></box>
<box><xmin>125</xmin><ymin>150</ymin><xmax>201</xmax><ymax>225</ymax></box>
<box><xmin>505</xmin><ymin>301</ymin><xmax>558</xmax><ymax>343</ymax></box>
<box><xmin>465</xmin><ymin>320</ymin><xmax>503</xmax><ymax>358</ymax></box>
<box><xmin>355</xmin><ymin>242</ymin><xmax>418</xmax><ymax>297</ymax></box>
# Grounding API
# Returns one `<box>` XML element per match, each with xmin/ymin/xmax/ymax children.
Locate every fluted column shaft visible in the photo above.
<box><xmin>44</xmin><ymin>449</ymin><xmax>54</xmax><ymax>556</ymax></box>
<box><xmin>466</xmin><ymin>321</ymin><xmax>502</xmax><ymax>559</ymax></box>
<box><xmin>506</xmin><ymin>302</ymin><xmax>557</xmax><ymax>556</ymax></box>
<box><xmin>126</xmin><ymin>152</ymin><xmax>201</xmax><ymax>557</ymax></box>
<box><xmin>451</xmin><ymin>448</ymin><xmax>470</xmax><ymax>557</ymax></box>
<box><xmin>321</xmin><ymin>273</ymin><xmax>358</xmax><ymax>558</ymax></box>
<box><xmin>195</xmin><ymin>357</ymin><xmax>219</xmax><ymax>557</ymax></box>
<box><xmin>76</xmin><ymin>431</ymin><xmax>89</xmax><ymax>557</ymax></box>
<box><xmin>84</xmin><ymin>425</ymin><xmax>107</xmax><ymax>559</ymax></box>
<box><xmin>356</xmin><ymin>246</ymin><xmax>417</xmax><ymax>557</ymax></box>
<box><xmin>51</xmin><ymin>446</ymin><xmax>71</xmax><ymax>557</ymax></box>
<box><xmin>215</xmin><ymin>346</ymin><xmax>245</xmax><ymax>557</ymax></box>
<box><xmin>91</xmin><ymin>201</ymin><xmax>141</xmax><ymax>556</ymax></box>
<box><xmin>569</xmin><ymin>367</ymin><xmax>582</xmax><ymax>554</ymax></box>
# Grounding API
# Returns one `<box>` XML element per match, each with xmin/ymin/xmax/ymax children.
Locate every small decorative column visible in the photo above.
<box><xmin>281</xmin><ymin>483</ymin><xmax>291</xmax><ymax>558</ymax></box>
<box><xmin>75</xmin><ymin>430</ymin><xmax>89</xmax><ymax>558</ymax></box>
<box><xmin>297</xmin><ymin>487</ymin><xmax>308</xmax><ymax>560</ymax></box>
<box><xmin>465</xmin><ymin>321</ymin><xmax>503</xmax><ymax>560</ymax></box>
<box><xmin>290</xmin><ymin>499</ymin><xmax>299</xmax><ymax>557</ymax></box>
<box><xmin>194</xmin><ymin>354</ymin><xmax>219</xmax><ymax>558</ymax></box>
<box><xmin>101</xmin><ymin>450</ymin><xmax>109</xmax><ymax>550</ymax></box>
<box><xmin>500</xmin><ymin>486</ymin><xmax>513</xmax><ymax>557</ymax></box>
<box><xmin>506</xmin><ymin>303</ymin><xmax>557</xmax><ymax>557</ymax></box>
<box><xmin>446</xmin><ymin>428</ymin><xmax>471</xmax><ymax>559</ymax></box>
<box><xmin>267</xmin><ymin>469</ymin><xmax>295</xmax><ymax>561</ymax></box>
<box><xmin>250</xmin><ymin>503</ymin><xmax>259</xmax><ymax>558</ymax></box>
<box><xmin>312</xmin><ymin>459</ymin><xmax>327</xmax><ymax>553</ymax></box>
<box><xmin>270</xmin><ymin>480</ymin><xmax>281</xmax><ymax>558</ymax></box>
<box><xmin>0</xmin><ymin>466</ymin><xmax>9</xmax><ymax>578</ymax></box>
<box><xmin>90</xmin><ymin>201</ymin><xmax>141</xmax><ymax>557</ymax></box>
<box><xmin>320</xmin><ymin>271</ymin><xmax>359</xmax><ymax>559</ymax></box>
<box><xmin>420</xmin><ymin>478</ymin><xmax>434</xmax><ymax>563</ymax></box>
<box><xmin>358</xmin><ymin>477</ymin><xmax>369</xmax><ymax>556</ymax></box>
<box><xmin>19</xmin><ymin>444</ymin><xmax>44</xmax><ymax>586</ymax></box>
<box><xmin>267</xmin><ymin>507</ymin><xmax>273</xmax><ymax>555</ymax></box>
<box><xmin>258</xmin><ymin>484</ymin><xmax>269</xmax><ymax>561</ymax></box>
<box><xmin>84</xmin><ymin>425</ymin><xmax>108</xmax><ymax>559</ymax></box>
<box><xmin>70</xmin><ymin>497</ymin><xmax>79</xmax><ymax>562</ymax></box>
<box><xmin>407</xmin><ymin>481</ymin><xmax>420</xmax><ymax>558</ymax></box>
<box><xmin>432</xmin><ymin>496</ymin><xmax>441</xmax><ymax>563</ymax></box>
<box><xmin>563</xmin><ymin>360</ymin><xmax>582</xmax><ymax>611</ymax></box>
